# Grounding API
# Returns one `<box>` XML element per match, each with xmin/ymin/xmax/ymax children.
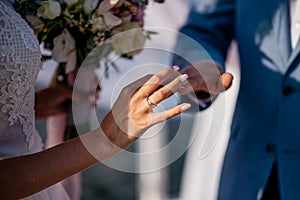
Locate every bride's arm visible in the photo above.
<box><xmin>0</xmin><ymin>135</ymin><xmax>98</xmax><ymax>199</ymax></box>
<box><xmin>0</xmin><ymin>67</ymin><xmax>191</xmax><ymax>199</ymax></box>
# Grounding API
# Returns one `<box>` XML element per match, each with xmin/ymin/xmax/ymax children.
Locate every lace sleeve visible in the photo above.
<box><xmin>0</xmin><ymin>1</ymin><xmax>42</xmax><ymax>149</ymax></box>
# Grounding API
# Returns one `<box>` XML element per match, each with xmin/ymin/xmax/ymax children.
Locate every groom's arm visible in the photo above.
<box><xmin>172</xmin><ymin>0</ymin><xmax>235</xmax><ymax>109</ymax></box>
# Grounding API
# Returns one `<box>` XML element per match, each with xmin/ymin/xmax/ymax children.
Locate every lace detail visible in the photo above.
<box><xmin>0</xmin><ymin>1</ymin><xmax>42</xmax><ymax>149</ymax></box>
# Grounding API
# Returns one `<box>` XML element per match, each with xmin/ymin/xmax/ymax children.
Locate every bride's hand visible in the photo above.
<box><xmin>100</xmin><ymin>67</ymin><xmax>191</xmax><ymax>149</ymax></box>
<box><xmin>35</xmin><ymin>71</ymin><xmax>101</xmax><ymax>119</ymax></box>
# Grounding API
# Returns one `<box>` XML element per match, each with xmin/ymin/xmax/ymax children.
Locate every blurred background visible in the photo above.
<box><xmin>35</xmin><ymin>0</ymin><xmax>240</xmax><ymax>199</ymax></box>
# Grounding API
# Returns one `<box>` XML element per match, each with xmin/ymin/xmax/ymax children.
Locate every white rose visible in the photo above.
<box><xmin>111</xmin><ymin>23</ymin><xmax>147</xmax><ymax>57</ymax></box>
<box><xmin>52</xmin><ymin>29</ymin><xmax>77</xmax><ymax>73</ymax></box>
<box><xmin>37</xmin><ymin>0</ymin><xmax>61</xmax><ymax>20</ymax></box>
<box><xmin>83</xmin><ymin>0</ymin><xmax>99</xmax><ymax>14</ymax></box>
<box><xmin>64</xmin><ymin>0</ymin><xmax>79</xmax><ymax>7</ymax></box>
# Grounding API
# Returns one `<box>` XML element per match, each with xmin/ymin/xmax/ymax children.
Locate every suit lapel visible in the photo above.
<box><xmin>257</xmin><ymin>1</ymin><xmax>291</xmax><ymax>73</ymax></box>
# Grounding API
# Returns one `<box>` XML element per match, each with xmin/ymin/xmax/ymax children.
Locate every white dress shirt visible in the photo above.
<box><xmin>291</xmin><ymin>0</ymin><xmax>300</xmax><ymax>49</ymax></box>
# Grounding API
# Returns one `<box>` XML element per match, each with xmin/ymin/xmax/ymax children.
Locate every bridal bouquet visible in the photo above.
<box><xmin>16</xmin><ymin>0</ymin><xmax>164</xmax><ymax>73</ymax></box>
<box><xmin>15</xmin><ymin>0</ymin><xmax>165</xmax><ymax>141</ymax></box>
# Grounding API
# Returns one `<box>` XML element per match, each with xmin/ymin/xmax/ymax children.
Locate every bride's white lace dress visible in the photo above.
<box><xmin>0</xmin><ymin>0</ymin><xmax>70</xmax><ymax>199</ymax></box>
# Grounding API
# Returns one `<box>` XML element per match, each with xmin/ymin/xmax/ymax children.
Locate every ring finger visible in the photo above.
<box><xmin>140</xmin><ymin>66</ymin><xmax>180</xmax><ymax>98</ymax></box>
<box><xmin>147</xmin><ymin>73</ymin><xmax>188</xmax><ymax>107</ymax></box>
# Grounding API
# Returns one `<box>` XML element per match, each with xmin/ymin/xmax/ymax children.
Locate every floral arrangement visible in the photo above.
<box><xmin>15</xmin><ymin>0</ymin><xmax>164</xmax><ymax>73</ymax></box>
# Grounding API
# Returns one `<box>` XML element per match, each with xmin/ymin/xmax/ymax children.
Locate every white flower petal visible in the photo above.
<box><xmin>66</xmin><ymin>51</ymin><xmax>77</xmax><ymax>73</ymax></box>
<box><xmin>64</xmin><ymin>0</ymin><xmax>79</xmax><ymax>7</ymax></box>
<box><xmin>65</xmin><ymin>31</ymin><xmax>76</xmax><ymax>50</ymax></box>
<box><xmin>52</xmin><ymin>30</ymin><xmax>77</xmax><ymax>66</ymax></box>
<box><xmin>83</xmin><ymin>0</ymin><xmax>99</xmax><ymax>14</ymax></box>
<box><xmin>97</xmin><ymin>0</ymin><xmax>123</xmax><ymax>15</ymax></box>
<box><xmin>103</xmin><ymin>12</ymin><xmax>122</xmax><ymax>28</ymax></box>
<box><xmin>111</xmin><ymin>26</ymin><xmax>146</xmax><ymax>56</ymax></box>
<box><xmin>37</xmin><ymin>1</ymin><xmax>61</xmax><ymax>20</ymax></box>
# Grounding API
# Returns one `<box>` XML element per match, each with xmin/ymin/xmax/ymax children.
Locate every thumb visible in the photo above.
<box><xmin>220</xmin><ymin>72</ymin><xmax>234</xmax><ymax>90</ymax></box>
<box><xmin>205</xmin><ymin>72</ymin><xmax>234</xmax><ymax>94</ymax></box>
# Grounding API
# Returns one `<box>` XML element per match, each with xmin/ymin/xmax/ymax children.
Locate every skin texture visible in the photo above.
<box><xmin>178</xmin><ymin>61</ymin><xmax>233</xmax><ymax>96</ymax></box>
<box><xmin>35</xmin><ymin>70</ymin><xmax>101</xmax><ymax>119</ymax></box>
<box><xmin>0</xmin><ymin>67</ymin><xmax>191</xmax><ymax>199</ymax></box>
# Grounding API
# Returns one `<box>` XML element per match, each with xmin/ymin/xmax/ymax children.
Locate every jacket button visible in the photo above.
<box><xmin>282</xmin><ymin>86</ymin><xmax>293</xmax><ymax>96</ymax></box>
<box><xmin>265</xmin><ymin>144</ymin><xmax>275</xmax><ymax>155</ymax></box>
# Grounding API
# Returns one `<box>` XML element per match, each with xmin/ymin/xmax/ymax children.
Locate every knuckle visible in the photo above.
<box><xmin>165</xmin><ymin>67</ymin><xmax>173</xmax><ymax>73</ymax></box>
<box><xmin>154</xmin><ymin>90</ymin><xmax>167</xmax><ymax>99</ymax></box>
<box><xmin>150</xmin><ymin>74</ymin><xmax>161</xmax><ymax>83</ymax></box>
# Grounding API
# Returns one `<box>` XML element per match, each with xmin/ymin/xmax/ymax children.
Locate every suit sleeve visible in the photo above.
<box><xmin>173</xmin><ymin>0</ymin><xmax>235</xmax><ymax>109</ymax></box>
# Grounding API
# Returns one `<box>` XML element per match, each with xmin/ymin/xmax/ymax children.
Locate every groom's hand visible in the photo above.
<box><xmin>178</xmin><ymin>61</ymin><xmax>233</xmax><ymax>97</ymax></box>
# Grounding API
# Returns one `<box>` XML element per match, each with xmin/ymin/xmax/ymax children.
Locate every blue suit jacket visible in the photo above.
<box><xmin>174</xmin><ymin>0</ymin><xmax>300</xmax><ymax>199</ymax></box>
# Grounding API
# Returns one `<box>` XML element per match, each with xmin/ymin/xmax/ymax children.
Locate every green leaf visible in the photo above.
<box><xmin>80</xmin><ymin>42</ymin><xmax>113</xmax><ymax>69</ymax></box>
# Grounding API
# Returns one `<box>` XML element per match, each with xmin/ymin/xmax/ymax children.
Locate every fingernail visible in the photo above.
<box><xmin>172</xmin><ymin>65</ymin><xmax>180</xmax><ymax>71</ymax></box>
<box><xmin>181</xmin><ymin>103</ymin><xmax>191</xmax><ymax>111</ymax></box>
<box><xmin>180</xmin><ymin>74</ymin><xmax>188</xmax><ymax>82</ymax></box>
